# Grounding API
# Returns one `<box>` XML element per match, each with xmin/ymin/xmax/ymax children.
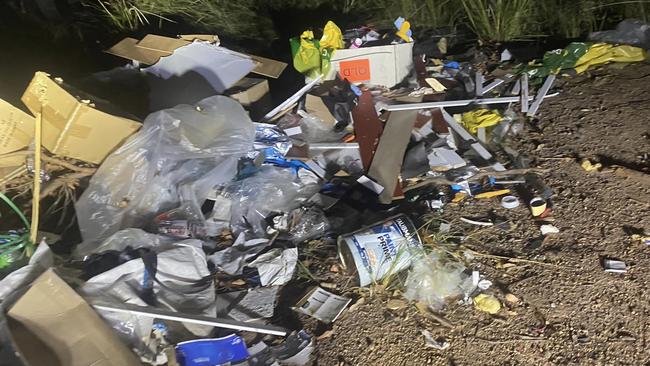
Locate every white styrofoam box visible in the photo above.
<box><xmin>325</xmin><ymin>43</ymin><xmax>414</xmax><ymax>88</ymax></box>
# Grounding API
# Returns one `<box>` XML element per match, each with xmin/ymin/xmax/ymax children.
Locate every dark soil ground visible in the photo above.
<box><xmin>307</xmin><ymin>63</ymin><xmax>650</xmax><ymax>366</ymax></box>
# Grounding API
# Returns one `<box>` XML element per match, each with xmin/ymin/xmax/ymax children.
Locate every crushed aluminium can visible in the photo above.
<box><xmin>337</xmin><ymin>214</ymin><xmax>422</xmax><ymax>286</ymax></box>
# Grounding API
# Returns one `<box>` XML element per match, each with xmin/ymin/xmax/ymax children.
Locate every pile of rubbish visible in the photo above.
<box><xmin>0</xmin><ymin>17</ymin><xmax>647</xmax><ymax>366</ymax></box>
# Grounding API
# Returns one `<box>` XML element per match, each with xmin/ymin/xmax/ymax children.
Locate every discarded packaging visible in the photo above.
<box><xmin>7</xmin><ymin>269</ymin><xmax>141</xmax><ymax>366</ymax></box>
<box><xmin>294</xmin><ymin>287</ymin><xmax>351</xmax><ymax>323</ymax></box>
<box><xmin>403</xmin><ymin>252</ymin><xmax>474</xmax><ymax>310</ymax></box>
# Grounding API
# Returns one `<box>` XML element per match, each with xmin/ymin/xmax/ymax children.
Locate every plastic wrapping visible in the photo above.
<box><xmin>226</xmin><ymin>166</ymin><xmax>320</xmax><ymax>237</ymax></box>
<box><xmin>80</xmin><ymin>240</ymin><xmax>216</xmax><ymax>358</ymax></box>
<box><xmin>287</xmin><ymin>206</ymin><xmax>330</xmax><ymax>243</ymax></box>
<box><xmin>75</xmin><ymin>96</ymin><xmax>254</xmax><ymax>252</ymax></box>
<box><xmin>403</xmin><ymin>252</ymin><xmax>475</xmax><ymax>310</ymax></box>
<box><xmin>589</xmin><ymin>19</ymin><xmax>650</xmax><ymax>50</ymax></box>
<box><xmin>299</xmin><ymin>112</ymin><xmax>347</xmax><ymax>143</ymax></box>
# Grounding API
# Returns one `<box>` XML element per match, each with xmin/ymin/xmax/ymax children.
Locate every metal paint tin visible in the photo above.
<box><xmin>337</xmin><ymin>214</ymin><xmax>422</xmax><ymax>286</ymax></box>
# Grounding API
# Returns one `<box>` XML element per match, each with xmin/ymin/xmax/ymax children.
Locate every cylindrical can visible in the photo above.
<box><xmin>337</xmin><ymin>214</ymin><xmax>422</xmax><ymax>287</ymax></box>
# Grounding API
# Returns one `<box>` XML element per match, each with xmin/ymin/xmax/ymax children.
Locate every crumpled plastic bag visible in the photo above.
<box><xmin>403</xmin><ymin>252</ymin><xmax>475</xmax><ymax>310</ymax></box>
<box><xmin>226</xmin><ymin>166</ymin><xmax>320</xmax><ymax>237</ymax></box>
<box><xmin>589</xmin><ymin>19</ymin><xmax>650</xmax><ymax>50</ymax></box>
<box><xmin>461</xmin><ymin>109</ymin><xmax>502</xmax><ymax>135</ymax></box>
<box><xmin>290</xmin><ymin>21</ymin><xmax>343</xmax><ymax>78</ymax></box>
<box><xmin>75</xmin><ymin>96</ymin><xmax>255</xmax><ymax>252</ymax></box>
<box><xmin>208</xmin><ymin>233</ymin><xmax>270</xmax><ymax>275</ymax></box>
<box><xmin>291</xmin><ymin>30</ymin><xmax>322</xmax><ymax>76</ymax></box>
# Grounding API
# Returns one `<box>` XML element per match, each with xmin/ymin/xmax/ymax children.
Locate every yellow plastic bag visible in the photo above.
<box><xmin>574</xmin><ymin>43</ymin><xmax>646</xmax><ymax>74</ymax></box>
<box><xmin>292</xmin><ymin>30</ymin><xmax>321</xmax><ymax>76</ymax></box>
<box><xmin>320</xmin><ymin>21</ymin><xmax>343</xmax><ymax>50</ymax></box>
<box><xmin>461</xmin><ymin>109</ymin><xmax>502</xmax><ymax>135</ymax></box>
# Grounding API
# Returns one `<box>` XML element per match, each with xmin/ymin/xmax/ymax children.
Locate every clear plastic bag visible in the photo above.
<box><xmin>75</xmin><ymin>96</ymin><xmax>255</xmax><ymax>252</ymax></box>
<box><xmin>403</xmin><ymin>251</ymin><xmax>475</xmax><ymax>310</ymax></box>
<box><xmin>299</xmin><ymin>112</ymin><xmax>347</xmax><ymax>143</ymax></box>
<box><xmin>226</xmin><ymin>166</ymin><xmax>320</xmax><ymax>237</ymax></box>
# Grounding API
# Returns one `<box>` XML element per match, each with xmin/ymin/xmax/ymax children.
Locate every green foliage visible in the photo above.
<box><xmin>89</xmin><ymin>0</ymin><xmax>275</xmax><ymax>40</ymax></box>
<box><xmin>363</xmin><ymin>0</ymin><xmax>462</xmax><ymax>30</ymax></box>
<box><xmin>460</xmin><ymin>0</ymin><xmax>537</xmax><ymax>41</ymax></box>
<box><xmin>538</xmin><ymin>0</ymin><xmax>598</xmax><ymax>38</ymax></box>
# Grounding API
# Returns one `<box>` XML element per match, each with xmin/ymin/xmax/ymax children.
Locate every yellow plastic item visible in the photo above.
<box><xmin>320</xmin><ymin>21</ymin><xmax>344</xmax><ymax>50</ymax></box>
<box><xmin>574</xmin><ymin>43</ymin><xmax>646</xmax><ymax>74</ymax></box>
<box><xmin>293</xmin><ymin>30</ymin><xmax>321</xmax><ymax>75</ymax></box>
<box><xmin>461</xmin><ymin>109</ymin><xmax>502</xmax><ymax>135</ymax></box>
<box><xmin>396</xmin><ymin>20</ymin><xmax>413</xmax><ymax>43</ymax></box>
<box><xmin>581</xmin><ymin>159</ymin><xmax>602</xmax><ymax>172</ymax></box>
<box><xmin>474</xmin><ymin>294</ymin><xmax>501</xmax><ymax>314</ymax></box>
<box><xmin>475</xmin><ymin>189</ymin><xmax>511</xmax><ymax>199</ymax></box>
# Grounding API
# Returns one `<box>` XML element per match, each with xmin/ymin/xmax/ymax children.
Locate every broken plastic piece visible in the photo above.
<box><xmin>603</xmin><ymin>259</ymin><xmax>627</xmax><ymax>273</ymax></box>
<box><xmin>473</xmin><ymin>294</ymin><xmax>501</xmax><ymax>314</ymax></box>
<box><xmin>175</xmin><ymin>335</ymin><xmax>249</xmax><ymax>366</ymax></box>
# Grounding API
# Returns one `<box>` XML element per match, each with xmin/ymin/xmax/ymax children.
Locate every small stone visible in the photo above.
<box><xmin>505</xmin><ymin>293</ymin><xmax>520</xmax><ymax>304</ymax></box>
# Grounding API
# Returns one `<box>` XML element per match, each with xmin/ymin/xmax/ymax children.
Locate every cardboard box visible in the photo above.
<box><xmin>7</xmin><ymin>269</ymin><xmax>140</xmax><ymax>366</ymax></box>
<box><xmin>107</xmin><ymin>34</ymin><xmax>287</xmax><ymax>79</ymax></box>
<box><xmin>0</xmin><ymin>99</ymin><xmax>35</xmax><ymax>168</ymax></box>
<box><xmin>325</xmin><ymin>43</ymin><xmax>414</xmax><ymax>88</ymax></box>
<box><xmin>20</xmin><ymin>72</ymin><xmax>141</xmax><ymax>164</ymax></box>
<box><xmin>224</xmin><ymin>78</ymin><xmax>272</xmax><ymax>121</ymax></box>
<box><xmin>226</xmin><ymin>78</ymin><xmax>270</xmax><ymax>106</ymax></box>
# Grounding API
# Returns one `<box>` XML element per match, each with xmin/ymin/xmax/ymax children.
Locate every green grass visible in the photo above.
<box><xmin>460</xmin><ymin>0</ymin><xmax>538</xmax><ymax>42</ymax></box>
<box><xmin>88</xmin><ymin>0</ymin><xmax>274</xmax><ymax>40</ymax></box>
<box><xmin>364</xmin><ymin>0</ymin><xmax>462</xmax><ymax>30</ymax></box>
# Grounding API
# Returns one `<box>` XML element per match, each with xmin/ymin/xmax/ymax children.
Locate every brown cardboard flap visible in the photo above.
<box><xmin>0</xmin><ymin>99</ymin><xmax>35</xmax><ymax>155</ymax></box>
<box><xmin>137</xmin><ymin>34</ymin><xmax>189</xmax><ymax>53</ymax></box>
<box><xmin>248</xmin><ymin>55</ymin><xmax>288</xmax><ymax>78</ymax></box>
<box><xmin>368</xmin><ymin>110</ymin><xmax>418</xmax><ymax>204</ymax></box>
<box><xmin>21</xmin><ymin>72</ymin><xmax>141</xmax><ymax>164</ymax></box>
<box><xmin>105</xmin><ymin>37</ymin><xmax>164</xmax><ymax>65</ymax></box>
<box><xmin>226</xmin><ymin>78</ymin><xmax>269</xmax><ymax>105</ymax></box>
<box><xmin>8</xmin><ymin>269</ymin><xmax>140</xmax><ymax>366</ymax></box>
<box><xmin>305</xmin><ymin>94</ymin><xmax>337</xmax><ymax>127</ymax></box>
<box><xmin>106</xmin><ymin>35</ymin><xmax>287</xmax><ymax>78</ymax></box>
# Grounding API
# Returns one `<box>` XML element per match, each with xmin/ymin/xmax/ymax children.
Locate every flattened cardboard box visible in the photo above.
<box><xmin>21</xmin><ymin>72</ymin><xmax>141</xmax><ymax>164</ymax></box>
<box><xmin>0</xmin><ymin>99</ymin><xmax>35</xmax><ymax>167</ymax></box>
<box><xmin>107</xmin><ymin>34</ymin><xmax>287</xmax><ymax>79</ymax></box>
<box><xmin>7</xmin><ymin>269</ymin><xmax>140</xmax><ymax>366</ymax></box>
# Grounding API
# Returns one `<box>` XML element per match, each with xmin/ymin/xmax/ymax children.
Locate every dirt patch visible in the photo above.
<box><xmin>309</xmin><ymin>63</ymin><xmax>650</xmax><ymax>365</ymax></box>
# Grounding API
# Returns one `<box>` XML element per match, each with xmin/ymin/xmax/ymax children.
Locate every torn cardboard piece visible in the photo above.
<box><xmin>367</xmin><ymin>110</ymin><xmax>418</xmax><ymax>204</ymax></box>
<box><xmin>7</xmin><ymin>269</ymin><xmax>141</xmax><ymax>366</ymax></box>
<box><xmin>305</xmin><ymin>94</ymin><xmax>337</xmax><ymax>127</ymax></box>
<box><xmin>21</xmin><ymin>72</ymin><xmax>141</xmax><ymax>164</ymax></box>
<box><xmin>293</xmin><ymin>287</ymin><xmax>351</xmax><ymax>323</ymax></box>
<box><xmin>106</xmin><ymin>34</ymin><xmax>287</xmax><ymax>79</ymax></box>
